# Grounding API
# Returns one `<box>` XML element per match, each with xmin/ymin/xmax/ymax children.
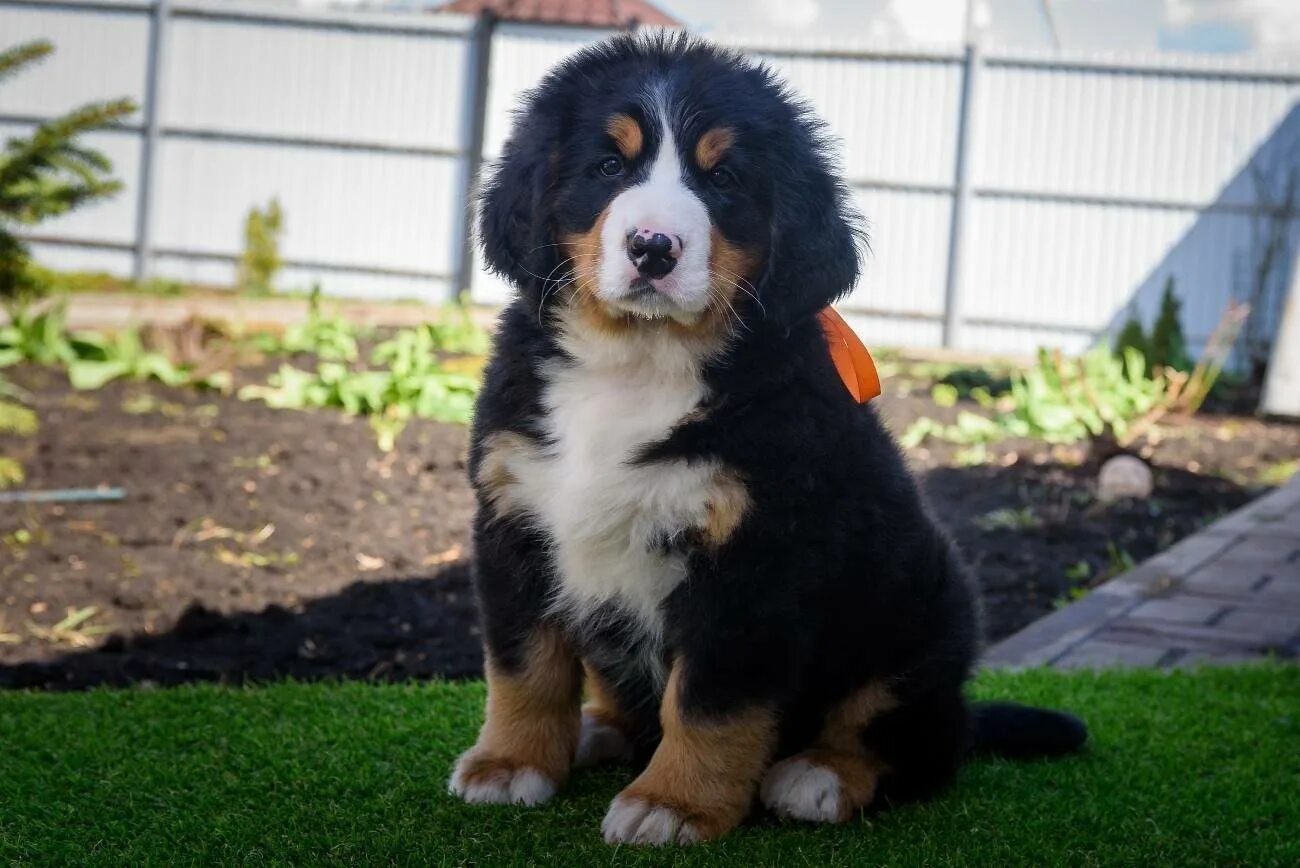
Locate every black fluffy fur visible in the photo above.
<box><xmin>468</xmin><ymin>32</ymin><xmax>1085</xmax><ymax>812</ymax></box>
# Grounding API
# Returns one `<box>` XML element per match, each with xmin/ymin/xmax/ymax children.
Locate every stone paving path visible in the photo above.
<box><xmin>985</xmin><ymin>472</ymin><xmax>1300</xmax><ymax>669</ymax></box>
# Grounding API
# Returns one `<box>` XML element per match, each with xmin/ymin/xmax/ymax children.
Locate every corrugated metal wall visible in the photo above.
<box><xmin>3</xmin><ymin>0</ymin><xmax>1298</xmax><ymax>358</ymax></box>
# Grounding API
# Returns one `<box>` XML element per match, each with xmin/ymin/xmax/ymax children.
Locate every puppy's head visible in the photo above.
<box><xmin>479</xmin><ymin>34</ymin><xmax>862</xmax><ymax>336</ymax></box>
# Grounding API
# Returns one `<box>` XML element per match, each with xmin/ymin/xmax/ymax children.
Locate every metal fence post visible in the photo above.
<box><xmin>132</xmin><ymin>0</ymin><xmax>171</xmax><ymax>284</ymax></box>
<box><xmin>451</xmin><ymin>11</ymin><xmax>495</xmax><ymax>302</ymax></box>
<box><xmin>942</xmin><ymin>38</ymin><xmax>983</xmax><ymax>349</ymax></box>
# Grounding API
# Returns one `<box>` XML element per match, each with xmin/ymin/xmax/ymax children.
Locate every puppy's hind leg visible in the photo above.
<box><xmin>602</xmin><ymin>660</ymin><xmax>777</xmax><ymax>845</ymax></box>
<box><xmin>761</xmin><ymin>682</ymin><xmax>898</xmax><ymax>824</ymax></box>
<box><xmin>575</xmin><ymin>662</ymin><xmax>635</xmax><ymax>767</ymax></box>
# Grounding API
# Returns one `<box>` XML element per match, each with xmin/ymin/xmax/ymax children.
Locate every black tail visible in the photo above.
<box><xmin>969</xmin><ymin>702</ymin><xmax>1088</xmax><ymax>759</ymax></box>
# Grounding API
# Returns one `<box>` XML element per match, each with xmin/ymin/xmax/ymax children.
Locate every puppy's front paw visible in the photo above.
<box><xmin>601</xmin><ymin>795</ymin><xmax>702</xmax><ymax>846</ymax></box>
<box><xmin>448</xmin><ymin>748</ymin><xmax>559</xmax><ymax>806</ymax></box>
<box><xmin>760</xmin><ymin>756</ymin><xmax>849</xmax><ymax>823</ymax></box>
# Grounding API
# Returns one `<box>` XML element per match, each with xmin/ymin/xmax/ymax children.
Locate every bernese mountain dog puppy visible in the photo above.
<box><xmin>449</xmin><ymin>33</ymin><xmax>1086</xmax><ymax>846</ymax></box>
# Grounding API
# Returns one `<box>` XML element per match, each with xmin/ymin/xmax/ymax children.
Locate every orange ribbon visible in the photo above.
<box><xmin>818</xmin><ymin>306</ymin><xmax>881</xmax><ymax>404</ymax></box>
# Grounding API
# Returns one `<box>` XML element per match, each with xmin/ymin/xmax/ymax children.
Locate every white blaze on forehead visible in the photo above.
<box><xmin>598</xmin><ymin>117</ymin><xmax>713</xmax><ymax>317</ymax></box>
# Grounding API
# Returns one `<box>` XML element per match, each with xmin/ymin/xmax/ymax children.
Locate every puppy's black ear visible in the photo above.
<box><xmin>759</xmin><ymin>129</ymin><xmax>863</xmax><ymax>326</ymax></box>
<box><xmin>477</xmin><ymin>108</ymin><xmax>557</xmax><ymax>293</ymax></box>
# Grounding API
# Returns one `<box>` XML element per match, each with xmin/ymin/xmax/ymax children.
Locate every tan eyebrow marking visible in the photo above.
<box><xmin>607</xmin><ymin>113</ymin><xmax>643</xmax><ymax>160</ymax></box>
<box><xmin>695</xmin><ymin>127</ymin><xmax>735</xmax><ymax>171</ymax></box>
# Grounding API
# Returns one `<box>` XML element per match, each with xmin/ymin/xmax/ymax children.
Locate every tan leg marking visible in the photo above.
<box><xmin>760</xmin><ymin>681</ymin><xmax>898</xmax><ymax>823</ymax></box>
<box><xmin>576</xmin><ymin>662</ymin><xmax>635</xmax><ymax>767</ymax></box>
<box><xmin>475</xmin><ymin>431</ymin><xmax>537</xmax><ymax>518</ymax></box>
<box><xmin>602</xmin><ymin>662</ymin><xmax>775</xmax><ymax>845</ymax></box>
<box><xmin>449</xmin><ymin>628</ymin><xmax>581</xmax><ymax>806</ymax></box>
<box><xmin>701</xmin><ymin>468</ymin><xmax>750</xmax><ymax>547</ymax></box>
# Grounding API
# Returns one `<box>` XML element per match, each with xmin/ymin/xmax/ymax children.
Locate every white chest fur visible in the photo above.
<box><xmin>488</xmin><ymin>321</ymin><xmax>721</xmax><ymax>649</ymax></box>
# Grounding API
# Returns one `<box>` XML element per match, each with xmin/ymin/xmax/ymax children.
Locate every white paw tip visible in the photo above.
<box><xmin>575</xmin><ymin>713</ymin><xmax>633</xmax><ymax>767</ymax></box>
<box><xmin>602</xmin><ymin>796</ymin><xmax>701</xmax><ymax>846</ymax></box>
<box><xmin>760</xmin><ymin>757</ymin><xmax>845</xmax><ymax>823</ymax></box>
<box><xmin>448</xmin><ymin>758</ymin><xmax>557</xmax><ymax>806</ymax></box>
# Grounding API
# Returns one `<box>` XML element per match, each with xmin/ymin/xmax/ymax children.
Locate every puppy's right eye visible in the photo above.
<box><xmin>599</xmin><ymin>156</ymin><xmax>624</xmax><ymax>177</ymax></box>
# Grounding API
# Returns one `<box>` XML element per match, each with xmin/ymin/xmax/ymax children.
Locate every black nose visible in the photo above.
<box><xmin>627</xmin><ymin>232</ymin><xmax>677</xmax><ymax>279</ymax></box>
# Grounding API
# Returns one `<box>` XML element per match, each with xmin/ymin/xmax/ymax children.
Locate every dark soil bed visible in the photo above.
<box><xmin>2</xmin><ymin>364</ymin><xmax>1297</xmax><ymax>690</ymax></box>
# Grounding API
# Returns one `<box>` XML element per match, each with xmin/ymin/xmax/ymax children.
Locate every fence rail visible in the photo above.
<box><xmin>2</xmin><ymin>0</ymin><xmax>1298</xmax><ymax>358</ymax></box>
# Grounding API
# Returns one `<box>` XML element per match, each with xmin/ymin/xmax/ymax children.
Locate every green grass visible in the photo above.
<box><xmin>1</xmin><ymin>667</ymin><xmax>1297</xmax><ymax>866</ymax></box>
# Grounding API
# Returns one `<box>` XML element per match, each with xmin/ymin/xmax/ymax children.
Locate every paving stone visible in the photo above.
<box><xmin>1214</xmin><ymin>536</ymin><xmax>1300</xmax><ymax>567</ymax></box>
<box><xmin>1171</xmin><ymin>582</ymin><xmax>1300</xmax><ymax>614</ymax></box>
<box><xmin>1166</xmin><ymin>648</ymin><xmax>1260</xmax><ymax>668</ymax></box>
<box><xmin>1052</xmin><ymin>640</ymin><xmax>1171</xmax><ymax>669</ymax></box>
<box><xmin>1210</xmin><ymin>488</ymin><xmax>1300</xmax><ymax>539</ymax></box>
<box><xmin>1107</xmin><ymin>532</ymin><xmax>1240</xmax><ymax>597</ymax></box>
<box><xmin>1215</xmin><ymin>607</ymin><xmax>1300</xmax><ymax>644</ymax></box>
<box><xmin>1100</xmin><ymin>620</ymin><xmax>1273</xmax><ymax>654</ymax></box>
<box><xmin>1183</xmin><ymin>563</ymin><xmax>1266</xmax><ymax>596</ymax></box>
<box><xmin>1261</xmin><ymin>561</ymin><xmax>1300</xmax><ymax>585</ymax></box>
<box><xmin>981</xmin><ymin>591</ymin><xmax>1136</xmax><ymax>668</ymax></box>
<box><xmin>1127</xmin><ymin>596</ymin><xmax>1226</xmax><ymax>625</ymax></box>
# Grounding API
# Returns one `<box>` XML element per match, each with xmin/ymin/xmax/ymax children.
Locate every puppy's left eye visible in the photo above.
<box><xmin>599</xmin><ymin>156</ymin><xmax>624</xmax><ymax>177</ymax></box>
<box><xmin>708</xmin><ymin>167</ymin><xmax>734</xmax><ymax>189</ymax></box>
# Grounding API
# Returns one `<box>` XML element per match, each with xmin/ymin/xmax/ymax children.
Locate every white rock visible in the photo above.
<box><xmin>1098</xmin><ymin>454</ymin><xmax>1154</xmax><ymax>502</ymax></box>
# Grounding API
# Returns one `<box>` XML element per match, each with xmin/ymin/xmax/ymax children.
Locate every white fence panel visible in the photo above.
<box><xmin>163</xmin><ymin>12</ymin><xmax>470</xmax><ymax>149</ymax></box>
<box><xmin>748</xmin><ymin>48</ymin><xmax>963</xmax><ymax>188</ymax></box>
<box><xmin>845</xmin><ymin>188</ymin><xmax>952</xmax><ymax>316</ymax></box>
<box><xmin>968</xmin><ymin>55</ymin><xmax>1300</xmax><ymax>356</ymax></box>
<box><xmin>151</xmin><ymin>138</ymin><xmax>460</xmax><ymax>288</ymax></box>
<box><xmin>979</xmin><ymin>58</ymin><xmax>1300</xmax><ymax>205</ymax></box>
<box><xmin>0</xmin><ymin>1</ymin><xmax>150</xmax><ymax>113</ymax></box>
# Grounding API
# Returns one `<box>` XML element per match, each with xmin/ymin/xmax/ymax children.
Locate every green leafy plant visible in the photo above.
<box><xmin>0</xmin><ymin>303</ymin><xmax>77</xmax><ymax>366</ymax></box>
<box><xmin>1065</xmin><ymin>560</ymin><xmax>1093</xmax><ymax>582</ymax></box>
<box><xmin>0</xmin><ymin>455</ymin><xmax>22</xmax><ymax>489</ymax></box>
<box><xmin>253</xmin><ymin>291</ymin><xmax>488</xmax><ymax>364</ymax></box>
<box><xmin>0</xmin><ymin>369</ymin><xmax>37</xmax><ymax>491</ymax></box>
<box><xmin>240</xmin><ymin>323</ymin><xmax>479</xmax><ymax>451</ymax></box>
<box><xmin>237</xmin><ymin>198</ymin><xmax>284</xmax><ymax>296</ymax></box>
<box><xmin>974</xmin><ymin>507</ymin><xmax>1041</xmax><ymax>532</ymax></box>
<box><xmin>1105</xmin><ymin>542</ymin><xmax>1136</xmax><ymax>578</ymax></box>
<box><xmin>904</xmin><ymin>346</ymin><xmax>1167</xmax><ymax>449</ymax></box>
<box><xmin>0</xmin><ymin>395</ymin><xmax>36</xmax><ymax>437</ymax></box>
<box><xmin>900</xmin><ymin>410</ymin><xmax>1003</xmax><ymax>449</ymax></box>
<box><xmin>0</xmin><ymin>301</ymin><xmax>229</xmax><ymax>390</ymax></box>
<box><xmin>935</xmin><ymin>367</ymin><xmax>1013</xmax><ymax>402</ymax></box>
<box><xmin>67</xmin><ymin>328</ymin><xmax>190</xmax><ymax>390</ymax></box>
<box><xmin>930</xmin><ymin>382</ymin><xmax>959</xmax><ymax>407</ymax></box>
<box><xmin>255</xmin><ymin>285</ymin><xmax>361</xmax><ymax>361</ymax></box>
<box><xmin>0</xmin><ymin>40</ymin><xmax>135</xmax><ymax>311</ymax></box>
<box><xmin>424</xmin><ymin>295</ymin><xmax>491</xmax><ymax>356</ymax></box>
<box><xmin>1000</xmin><ymin>347</ymin><xmax>1166</xmax><ymax>444</ymax></box>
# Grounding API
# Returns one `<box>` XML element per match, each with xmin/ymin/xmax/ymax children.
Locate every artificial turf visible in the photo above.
<box><xmin>1</xmin><ymin>666</ymin><xmax>1296</xmax><ymax>866</ymax></box>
